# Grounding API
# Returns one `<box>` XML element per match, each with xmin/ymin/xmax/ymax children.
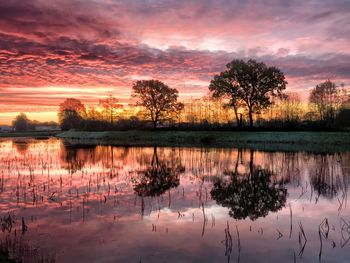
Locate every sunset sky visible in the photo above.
<box><xmin>0</xmin><ymin>0</ymin><xmax>349</xmax><ymax>124</ymax></box>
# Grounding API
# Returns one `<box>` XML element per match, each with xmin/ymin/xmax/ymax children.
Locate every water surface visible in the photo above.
<box><xmin>0</xmin><ymin>138</ymin><xmax>349</xmax><ymax>262</ymax></box>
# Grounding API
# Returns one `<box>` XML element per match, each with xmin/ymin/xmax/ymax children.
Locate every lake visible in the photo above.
<box><xmin>0</xmin><ymin>138</ymin><xmax>349</xmax><ymax>263</ymax></box>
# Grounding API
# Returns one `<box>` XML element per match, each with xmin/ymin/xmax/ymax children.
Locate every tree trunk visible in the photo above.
<box><xmin>248</xmin><ymin>108</ymin><xmax>254</xmax><ymax>128</ymax></box>
<box><xmin>153</xmin><ymin>121</ymin><xmax>157</xmax><ymax>129</ymax></box>
<box><xmin>233</xmin><ymin>105</ymin><xmax>240</xmax><ymax>127</ymax></box>
<box><xmin>249</xmin><ymin>149</ymin><xmax>254</xmax><ymax>179</ymax></box>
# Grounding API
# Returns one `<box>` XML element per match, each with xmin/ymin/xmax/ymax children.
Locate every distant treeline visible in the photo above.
<box><xmin>12</xmin><ymin>113</ymin><xmax>59</xmax><ymax>132</ymax></box>
<box><xmin>13</xmin><ymin>59</ymin><xmax>350</xmax><ymax>132</ymax></box>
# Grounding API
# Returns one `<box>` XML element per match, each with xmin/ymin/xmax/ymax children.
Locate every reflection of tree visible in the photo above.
<box><xmin>60</xmin><ymin>142</ymin><xmax>131</xmax><ymax>174</ymax></box>
<box><xmin>133</xmin><ymin>147</ymin><xmax>184</xmax><ymax>197</ymax></box>
<box><xmin>60</xmin><ymin>143</ymin><xmax>97</xmax><ymax>173</ymax></box>
<box><xmin>211</xmin><ymin>150</ymin><xmax>287</xmax><ymax>220</ymax></box>
<box><xmin>310</xmin><ymin>154</ymin><xmax>340</xmax><ymax>199</ymax></box>
<box><xmin>13</xmin><ymin>140</ymin><xmax>29</xmax><ymax>155</ymax></box>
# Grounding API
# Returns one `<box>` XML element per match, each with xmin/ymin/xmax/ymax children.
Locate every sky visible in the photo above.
<box><xmin>0</xmin><ymin>0</ymin><xmax>349</xmax><ymax>124</ymax></box>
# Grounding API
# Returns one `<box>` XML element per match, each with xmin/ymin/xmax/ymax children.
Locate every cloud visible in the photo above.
<box><xmin>0</xmin><ymin>0</ymin><xmax>349</xmax><ymax>119</ymax></box>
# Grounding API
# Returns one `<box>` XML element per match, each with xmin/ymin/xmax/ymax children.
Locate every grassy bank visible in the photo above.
<box><xmin>0</xmin><ymin>131</ymin><xmax>60</xmax><ymax>138</ymax></box>
<box><xmin>56</xmin><ymin>130</ymin><xmax>350</xmax><ymax>152</ymax></box>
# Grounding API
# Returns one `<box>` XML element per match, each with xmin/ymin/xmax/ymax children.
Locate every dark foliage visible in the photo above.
<box><xmin>12</xmin><ymin>113</ymin><xmax>30</xmax><ymax>131</ymax></box>
<box><xmin>211</xmin><ymin>168</ymin><xmax>287</xmax><ymax>220</ymax></box>
<box><xmin>133</xmin><ymin>148</ymin><xmax>184</xmax><ymax>197</ymax></box>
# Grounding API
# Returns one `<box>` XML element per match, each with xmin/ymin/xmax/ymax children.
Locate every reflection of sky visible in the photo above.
<box><xmin>0</xmin><ymin>138</ymin><xmax>349</xmax><ymax>262</ymax></box>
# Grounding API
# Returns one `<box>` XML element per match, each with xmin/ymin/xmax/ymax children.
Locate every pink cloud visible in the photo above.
<box><xmin>0</xmin><ymin>0</ymin><xmax>349</xmax><ymax>122</ymax></box>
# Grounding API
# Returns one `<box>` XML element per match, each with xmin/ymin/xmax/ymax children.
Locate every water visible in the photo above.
<box><xmin>0</xmin><ymin>138</ymin><xmax>349</xmax><ymax>263</ymax></box>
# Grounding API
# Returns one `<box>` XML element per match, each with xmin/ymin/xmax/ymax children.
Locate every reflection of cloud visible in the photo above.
<box><xmin>0</xmin><ymin>0</ymin><xmax>350</xmax><ymax>117</ymax></box>
<box><xmin>1</xmin><ymin>139</ymin><xmax>350</xmax><ymax>261</ymax></box>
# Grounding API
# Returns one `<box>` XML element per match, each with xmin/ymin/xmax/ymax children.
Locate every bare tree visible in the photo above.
<box><xmin>99</xmin><ymin>94</ymin><xmax>122</xmax><ymax>124</ymax></box>
<box><xmin>281</xmin><ymin>92</ymin><xmax>302</xmax><ymax>122</ymax></box>
<box><xmin>309</xmin><ymin>80</ymin><xmax>340</xmax><ymax>125</ymax></box>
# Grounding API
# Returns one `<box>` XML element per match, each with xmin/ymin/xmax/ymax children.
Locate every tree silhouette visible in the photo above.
<box><xmin>131</xmin><ymin>80</ymin><xmax>184</xmax><ymax>128</ymax></box>
<box><xmin>337</xmin><ymin>108</ymin><xmax>350</xmax><ymax>128</ymax></box>
<box><xmin>209</xmin><ymin>71</ymin><xmax>243</xmax><ymax>127</ymax></box>
<box><xmin>209</xmin><ymin>59</ymin><xmax>287</xmax><ymax>127</ymax></box>
<box><xmin>99</xmin><ymin>94</ymin><xmax>122</xmax><ymax>124</ymax></box>
<box><xmin>309</xmin><ymin>80</ymin><xmax>340</xmax><ymax>126</ymax></box>
<box><xmin>133</xmin><ymin>147</ymin><xmax>184</xmax><ymax>197</ymax></box>
<box><xmin>211</xmin><ymin>150</ymin><xmax>287</xmax><ymax>220</ymax></box>
<box><xmin>12</xmin><ymin>113</ymin><xmax>30</xmax><ymax>131</ymax></box>
<box><xmin>58</xmin><ymin>98</ymin><xmax>86</xmax><ymax>130</ymax></box>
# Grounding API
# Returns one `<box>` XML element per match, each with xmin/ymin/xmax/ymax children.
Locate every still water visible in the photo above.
<box><xmin>0</xmin><ymin>138</ymin><xmax>349</xmax><ymax>263</ymax></box>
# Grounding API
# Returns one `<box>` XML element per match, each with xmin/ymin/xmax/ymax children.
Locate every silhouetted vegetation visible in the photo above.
<box><xmin>211</xmin><ymin>150</ymin><xmax>287</xmax><ymax>220</ymax></box>
<box><xmin>58</xmin><ymin>98</ymin><xmax>86</xmax><ymax>130</ymax></box>
<box><xmin>99</xmin><ymin>94</ymin><xmax>122</xmax><ymax>124</ymax></box>
<box><xmin>12</xmin><ymin>113</ymin><xmax>30</xmax><ymax>132</ymax></box>
<box><xmin>11</xmin><ymin>113</ymin><xmax>58</xmax><ymax>132</ymax></box>
<box><xmin>209</xmin><ymin>59</ymin><xmax>287</xmax><ymax>128</ymax></box>
<box><xmin>132</xmin><ymin>79</ymin><xmax>184</xmax><ymax>128</ymax></box>
<box><xmin>133</xmin><ymin>147</ymin><xmax>184</xmax><ymax>196</ymax></box>
<box><xmin>9</xmin><ymin>60</ymin><xmax>350</xmax><ymax>132</ymax></box>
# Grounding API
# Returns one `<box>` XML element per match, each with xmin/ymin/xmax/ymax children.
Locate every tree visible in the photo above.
<box><xmin>12</xmin><ymin>113</ymin><xmax>30</xmax><ymax>131</ymax></box>
<box><xmin>86</xmin><ymin>107</ymin><xmax>103</xmax><ymax>120</ymax></box>
<box><xmin>58</xmin><ymin>98</ymin><xmax>86</xmax><ymax>130</ymax></box>
<box><xmin>99</xmin><ymin>94</ymin><xmax>122</xmax><ymax>124</ymax></box>
<box><xmin>209</xmin><ymin>59</ymin><xmax>287</xmax><ymax>128</ymax></box>
<box><xmin>209</xmin><ymin>71</ymin><xmax>243</xmax><ymax>126</ymax></box>
<box><xmin>280</xmin><ymin>92</ymin><xmax>302</xmax><ymax>122</ymax></box>
<box><xmin>131</xmin><ymin>79</ymin><xmax>184</xmax><ymax>128</ymax></box>
<box><xmin>309</xmin><ymin>80</ymin><xmax>340</xmax><ymax>125</ymax></box>
<box><xmin>336</xmin><ymin>108</ymin><xmax>350</xmax><ymax>128</ymax></box>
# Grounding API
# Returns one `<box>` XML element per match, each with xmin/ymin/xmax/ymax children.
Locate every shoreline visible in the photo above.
<box><xmin>1</xmin><ymin>130</ymin><xmax>349</xmax><ymax>152</ymax></box>
<box><xmin>0</xmin><ymin>131</ymin><xmax>60</xmax><ymax>138</ymax></box>
<box><xmin>56</xmin><ymin>130</ymin><xmax>350</xmax><ymax>152</ymax></box>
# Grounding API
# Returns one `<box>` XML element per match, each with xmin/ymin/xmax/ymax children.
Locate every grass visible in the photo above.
<box><xmin>56</xmin><ymin>130</ymin><xmax>350</xmax><ymax>152</ymax></box>
<box><xmin>0</xmin><ymin>131</ymin><xmax>60</xmax><ymax>138</ymax></box>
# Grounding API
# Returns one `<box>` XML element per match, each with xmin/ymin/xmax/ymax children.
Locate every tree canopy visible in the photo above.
<box><xmin>12</xmin><ymin>113</ymin><xmax>30</xmax><ymax>131</ymax></box>
<box><xmin>58</xmin><ymin>98</ymin><xmax>86</xmax><ymax>130</ymax></box>
<box><xmin>132</xmin><ymin>79</ymin><xmax>184</xmax><ymax>128</ymax></box>
<box><xmin>209</xmin><ymin>59</ymin><xmax>287</xmax><ymax>127</ymax></box>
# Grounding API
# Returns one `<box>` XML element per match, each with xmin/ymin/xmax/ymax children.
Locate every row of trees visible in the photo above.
<box><xmin>12</xmin><ymin>113</ymin><xmax>58</xmax><ymax>131</ymax></box>
<box><xmin>58</xmin><ymin>80</ymin><xmax>184</xmax><ymax>130</ymax></box>
<box><xmin>54</xmin><ymin>59</ymin><xmax>349</xmax><ymax>130</ymax></box>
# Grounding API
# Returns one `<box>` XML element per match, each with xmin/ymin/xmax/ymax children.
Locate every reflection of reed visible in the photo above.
<box><xmin>1</xmin><ymin>234</ymin><xmax>56</xmax><ymax>263</ymax></box>
<box><xmin>1</xmin><ymin>139</ymin><xmax>350</xmax><ymax>262</ymax></box>
<box><xmin>57</xmin><ymin>142</ymin><xmax>350</xmax><ymax>203</ymax></box>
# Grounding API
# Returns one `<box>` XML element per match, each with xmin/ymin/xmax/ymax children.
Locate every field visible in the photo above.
<box><xmin>56</xmin><ymin>130</ymin><xmax>350</xmax><ymax>152</ymax></box>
